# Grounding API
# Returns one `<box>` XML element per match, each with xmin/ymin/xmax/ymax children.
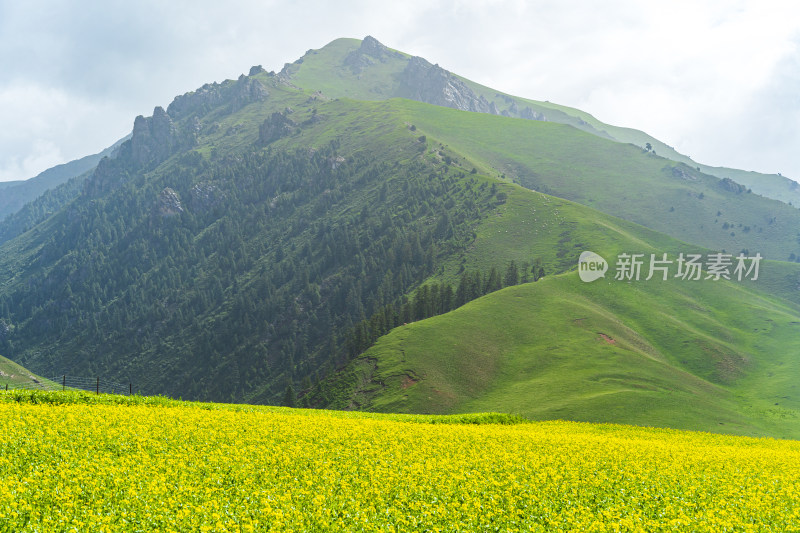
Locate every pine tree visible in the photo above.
<box><xmin>486</xmin><ymin>266</ymin><xmax>502</xmax><ymax>293</ymax></box>
<box><xmin>441</xmin><ymin>284</ymin><xmax>454</xmax><ymax>313</ymax></box>
<box><xmin>456</xmin><ymin>273</ymin><xmax>469</xmax><ymax>307</ymax></box>
<box><xmin>504</xmin><ymin>260</ymin><xmax>519</xmax><ymax>287</ymax></box>
<box><xmin>414</xmin><ymin>284</ymin><xmax>429</xmax><ymax>320</ymax></box>
<box><xmin>282</xmin><ymin>381</ymin><xmax>296</xmax><ymax>407</ymax></box>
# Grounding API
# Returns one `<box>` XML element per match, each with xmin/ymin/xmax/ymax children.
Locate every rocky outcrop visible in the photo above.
<box><xmin>249</xmin><ymin>65</ymin><xmax>266</xmax><ymax>76</ymax></box>
<box><xmin>130</xmin><ymin>107</ymin><xmax>180</xmax><ymax>168</ymax></box>
<box><xmin>82</xmin><ymin>154</ymin><xmax>129</xmax><ymax>198</ymax></box>
<box><xmin>168</xmin><ymin>83</ymin><xmax>224</xmax><ymax>118</ymax></box>
<box><xmin>398</xmin><ymin>56</ymin><xmax>491</xmax><ymax>113</ymax></box>
<box><xmin>258</xmin><ymin>112</ymin><xmax>297</xmax><ymax>145</ymax></box>
<box><xmin>520</xmin><ymin>106</ymin><xmax>546</xmax><ymax>121</ymax></box>
<box><xmin>189</xmin><ymin>181</ymin><xmax>225</xmax><ymax>212</ymax></box>
<box><xmin>84</xmin><ymin>107</ymin><xmax>189</xmax><ymax>197</ymax></box>
<box><xmin>156</xmin><ymin>187</ymin><xmax>183</xmax><ymax>217</ymax></box>
<box><xmin>671</xmin><ymin>167</ymin><xmax>697</xmax><ymax>181</ymax></box>
<box><xmin>167</xmin><ymin>76</ymin><xmax>269</xmax><ymax>120</ymax></box>
<box><xmin>343</xmin><ymin>35</ymin><xmax>404</xmax><ymax>74</ymax></box>
<box><xmin>719</xmin><ymin>177</ymin><xmax>747</xmax><ymax>194</ymax></box>
<box><xmin>328</xmin><ymin>155</ymin><xmax>346</xmax><ymax>170</ymax></box>
<box><xmin>230</xmin><ymin>75</ymin><xmax>270</xmax><ymax>113</ymax></box>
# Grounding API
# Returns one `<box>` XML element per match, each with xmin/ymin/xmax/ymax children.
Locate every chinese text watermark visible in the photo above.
<box><xmin>579</xmin><ymin>251</ymin><xmax>762</xmax><ymax>283</ymax></box>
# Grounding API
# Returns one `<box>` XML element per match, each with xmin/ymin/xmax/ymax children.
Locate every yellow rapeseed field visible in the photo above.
<box><xmin>1</xmin><ymin>393</ymin><xmax>799</xmax><ymax>532</ymax></box>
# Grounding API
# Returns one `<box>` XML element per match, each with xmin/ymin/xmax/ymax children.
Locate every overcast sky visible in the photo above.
<box><xmin>1</xmin><ymin>0</ymin><xmax>798</xmax><ymax>182</ymax></box>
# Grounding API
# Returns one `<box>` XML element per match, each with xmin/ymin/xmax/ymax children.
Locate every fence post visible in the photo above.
<box><xmin>96</xmin><ymin>377</ymin><xmax>99</xmax><ymax>395</ymax></box>
<box><xmin>62</xmin><ymin>375</ymin><xmax>66</xmax><ymax>391</ymax></box>
<box><xmin>129</xmin><ymin>383</ymin><xmax>132</xmax><ymax>396</ymax></box>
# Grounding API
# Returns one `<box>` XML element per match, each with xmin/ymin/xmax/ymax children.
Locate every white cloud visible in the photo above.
<box><xmin>0</xmin><ymin>80</ymin><xmax>131</xmax><ymax>181</ymax></box>
<box><xmin>0</xmin><ymin>0</ymin><xmax>799</xmax><ymax>181</ymax></box>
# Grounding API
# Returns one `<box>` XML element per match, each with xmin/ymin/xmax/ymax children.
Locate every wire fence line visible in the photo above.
<box><xmin>1</xmin><ymin>375</ymin><xmax>134</xmax><ymax>396</ymax></box>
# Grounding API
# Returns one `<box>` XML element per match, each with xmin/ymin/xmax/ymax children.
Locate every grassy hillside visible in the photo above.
<box><xmin>304</xmin><ymin>150</ymin><xmax>800</xmax><ymax>438</ymax></box>
<box><xmin>468</xmin><ymin>88</ymin><xmax>800</xmax><ymax>206</ymax></box>
<box><xmin>329</xmin><ymin>272</ymin><xmax>800</xmax><ymax>438</ymax></box>
<box><xmin>295</xmin><ymin>133</ymin><xmax>800</xmax><ymax>439</ymax></box>
<box><xmin>394</xmin><ymin>98</ymin><xmax>800</xmax><ymax>262</ymax></box>
<box><xmin>0</xmin><ymin>354</ymin><xmax>54</xmax><ymax>390</ymax></box>
<box><xmin>284</xmin><ymin>36</ymin><xmax>800</xmax><ymax>208</ymax></box>
<box><xmin>280</xmin><ymin>37</ymin><xmax>410</xmax><ymax>101</ymax></box>
<box><xmin>203</xmin><ymin>90</ymin><xmax>800</xmax><ymax>263</ymax></box>
<box><xmin>277</xmin><ymin>37</ymin><xmax>800</xmax><ymax>260</ymax></box>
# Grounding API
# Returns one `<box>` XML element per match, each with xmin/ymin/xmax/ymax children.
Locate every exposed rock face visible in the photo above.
<box><xmin>231</xmin><ymin>75</ymin><xmax>270</xmax><ymax>113</ymax></box>
<box><xmin>131</xmin><ymin>107</ymin><xmax>179</xmax><ymax>168</ymax></box>
<box><xmin>343</xmin><ymin>35</ymin><xmax>403</xmax><ymax>74</ymax></box>
<box><xmin>85</xmin><ymin>74</ymin><xmax>272</xmax><ymax>200</ymax></box>
<box><xmin>520</xmin><ymin>106</ymin><xmax>546</xmax><ymax>121</ymax></box>
<box><xmin>258</xmin><ymin>112</ymin><xmax>297</xmax><ymax>145</ymax></box>
<box><xmin>328</xmin><ymin>155</ymin><xmax>346</xmax><ymax>170</ymax></box>
<box><xmin>189</xmin><ymin>181</ymin><xmax>225</xmax><ymax>212</ymax></box>
<box><xmin>249</xmin><ymin>65</ymin><xmax>266</xmax><ymax>76</ymax></box>
<box><xmin>156</xmin><ymin>187</ymin><xmax>183</xmax><ymax>217</ymax></box>
<box><xmin>0</xmin><ymin>319</ymin><xmax>13</xmax><ymax>340</ymax></box>
<box><xmin>168</xmin><ymin>83</ymin><xmax>223</xmax><ymax>118</ymax></box>
<box><xmin>83</xmin><ymin>155</ymin><xmax>128</xmax><ymax>197</ymax></box>
<box><xmin>497</xmin><ymin>93</ymin><xmax>515</xmax><ymax>105</ymax></box>
<box><xmin>398</xmin><ymin>56</ymin><xmax>491</xmax><ymax>113</ymax></box>
<box><xmin>360</xmin><ymin>35</ymin><xmax>393</xmax><ymax>58</ymax></box>
<box><xmin>167</xmin><ymin>76</ymin><xmax>269</xmax><ymax>120</ymax></box>
<box><xmin>85</xmin><ymin>107</ymin><xmax>191</xmax><ymax>197</ymax></box>
<box><xmin>671</xmin><ymin>167</ymin><xmax>697</xmax><ymax>181</ymax></box>
<box><xmin>720</xmin><ymin>177</ymin><xmax>747</xmax><ymax>194</ymax></box>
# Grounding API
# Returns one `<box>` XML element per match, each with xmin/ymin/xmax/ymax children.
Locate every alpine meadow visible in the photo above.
<box><xmin>1</xmin><ymin>35</ymin><xmax>800</xmax><ymax>531</ymax></box>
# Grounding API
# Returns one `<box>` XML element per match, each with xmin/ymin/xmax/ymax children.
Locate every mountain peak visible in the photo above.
<box><xmin>343</xmin><ymin>35</ymin><xmax>403</xmax><ymax>74</ymax></box>
<box><xmin>360</xmin><ymin>35</ymin><xmax>389</xmax><ymax>55</ymax></box>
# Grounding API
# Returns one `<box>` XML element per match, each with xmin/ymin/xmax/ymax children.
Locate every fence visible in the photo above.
<box><xmin>2</xmin><ymin>375</ymin><xmax>133</xmax><ymax>396</ymax></box>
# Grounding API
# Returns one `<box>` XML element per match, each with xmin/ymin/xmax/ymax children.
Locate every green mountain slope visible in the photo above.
<box><xmin>323</xmin><ymin>273</ymin><xmax>800</xmax><ymax>438</ymax></box>
<box><xmin>0</xmin><ymin>74</ymin><xmax>522</xmax><ymax>402</ymax></box>
<box><xmin>310</xmin><ymin>174</ymin><xmax>800</xmax><ymax>438</ymax></box>
<box><xmin>283</xmin><ymin>36</ymin><xmax>800</xmax><ymax>208</ymax></box>
<box><xmin>462</xmin><ymin>81</ymin><xmax>800</xmax><ymax>207</ymax></box>
<box><xmin>192</xmin><ymin>89</ymin><xmax>800</xmax><ymax>264</ymax></box>
<box><xmin>395</xmin><ymin>100</ymin><xmax>800</xmax><ymax>262</ymax></box>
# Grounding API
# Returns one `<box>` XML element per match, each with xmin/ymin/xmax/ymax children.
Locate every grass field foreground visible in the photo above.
<box><xmin>1</xmin><ymin>391</ymin><xmax>799</xmax><ymax>531</ymax></box>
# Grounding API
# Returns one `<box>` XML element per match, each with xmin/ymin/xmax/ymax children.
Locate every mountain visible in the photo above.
<box><xmin>281</xmin><ymin>36</ymin><xmax>800</xmax><ymax>209</ymax></box>
<box><xmin>0</xmin><ymin>139</ymin><xmax>126</xmax><ymax>222</ymax></box>
<box><xmin>0</xmin><ymin>37</ymin><xmax>798</xmax><ymax>437</ymax></box>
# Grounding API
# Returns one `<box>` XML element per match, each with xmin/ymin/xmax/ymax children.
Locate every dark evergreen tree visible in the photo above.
<box><xmin>505</xmin><ymin>260</ymin><xmax>519</xmax><ymax>287</ymax></box>
<box><xmin>282</xmin><ymin>381</ymin><xmax>297</xmax><ymax>407</ymax></box>
<box><xmin>486</xmin><ymin>266</ymin><xmax>502</xmax><ymax>293</ymax></box>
